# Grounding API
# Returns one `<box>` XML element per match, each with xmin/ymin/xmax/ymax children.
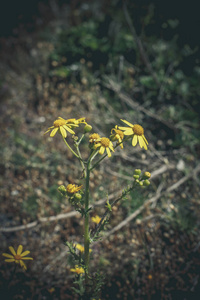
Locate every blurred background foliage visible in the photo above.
<box><xmin>0</xmin><ymin>0</ymin><xmax>200</xmax><ymax>299</ymax></box>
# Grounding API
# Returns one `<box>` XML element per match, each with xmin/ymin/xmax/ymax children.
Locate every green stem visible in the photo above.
<box><xmin>74</xmin><ymin>138</ymin><xmax>86</xmax><ymax>178</ymax></box>
<box><xmin>84</xmin><ymin>161</ymin><xmax>91</xmax><ymax>292</ymax></box>
<box><xmin>91</xmin><ymin>183</ymin><xmax>135</xmax><ymax>238</ymax></box>
<box><xmin>62</xmin><ymin>136</ymin><xmax>79</xmax><ymax>158</ymax></box>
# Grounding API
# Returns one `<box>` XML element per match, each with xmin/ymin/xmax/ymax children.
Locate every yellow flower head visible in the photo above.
<box><xmin>66</xmin><ymin>184</ymin><xmax>83</xmax><ymax>195</ymax></box>
<box><xmin>89</xmin><ymin>133</ymin><xmax>100</xmax><ymax>144</ymax></box>
<box><xmin>70</xmin><ymin>265</ymin><xmax>85</xmax><ymax>275</ymax></box>
<box><xmin>2</xmin><ymin>245</ymin><xmax>33</xmax><ymax>271</ymax></box>
<box><xmin>94</xmin><ymin>137</ymin><xmax>114</xmax><ymax>158</ymax></box>
<box><xmin>44</xmin><ymin>117</ymin><xmax>77</xmax><ymax>138</ymax></box>
<box><xmin>119</xmin><ymin>119</ymin><xmax>148</xmax><ymax>150</ymax></box>
<box><xmin>110</xmin><ymin>125</ymin><xmax>124</xmax><ymax>149</ymax></box>
<box><xmin>74</xmin><ymin>243</ymin><xmax>84</xmax><ymax>253</ymax></box>
<box><xmin>91</xmin><ymin>215</ymin><xmax>101</xmax><ymax>224</ymax></box>
<box><xmin>73</xmin><ymin>243</ymin><xmax>92</xmax><ymax>253</ymax></box>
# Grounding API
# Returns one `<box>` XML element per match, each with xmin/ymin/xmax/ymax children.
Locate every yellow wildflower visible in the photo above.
<box><xmin>110</xmin><ymin>125</ymin><xmax>124</xmax><ymax>149</ymax></box>
<box><xmin>73</xmin><ymin>243</ymin><xmax>92</xmax><ymax>253</ymax></box>
<box><xmin>2</xmin><ymin>245</ymin><xmax>33</xmax><ymax>271</ymax></box>
<box><xmin>119</xmin><ymin>119</ymin><xmax>148</xmax><ymax>150</ymax></box>
<box><xmin>91</xmin><ymin>215</ymin><xmax>101</xmax><ymax>224</ymax></box>
<box><xmin>89</xmin><ymin>133</ymin><xmax>100</xmax><ymax>144</ymax></box>
<box><xmin>70</xmin><ymin>265</ymin><xmax>85</xmax><ymax>275</ymax></box>
<box><xmin>44</xmin><ymin>117</ymin><xmax>77</xmax><ymax>138</ymax></box>
<box><xmin>94</xmin><ymin>137</ymin><xmax>114</xmax><ymax>157</ymax></box>
<box><xmin>66</xmin><ymin>184</ymin><xmax>83</xmax><ymax>195</ymax></box>
<box><xmin>74</xmin><ymin>243</ymin><xmax>84</xmax><ymax>253</ymax></box>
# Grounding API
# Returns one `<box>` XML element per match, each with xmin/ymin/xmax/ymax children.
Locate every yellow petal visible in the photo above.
<box><xmin>109</xmin><ymin>142</ymin><xmax>114</xmax><ymax>152</ymax></box>
<box><xmin>142</xmin><ymin>137</ymin><xmax>148</xmax><ymax>150</ymax></box>
<box><xmin>50</xmin><ymin>127</ymin><xmax>58</xmax><ymax>137</ymax></box>
<box><xmin>20</xmin><ymin>260</ymin><xmax>27</xmax><ymax>270</ymax></box>
<box><xmin>117</xmin><ymin>135</ymin><xmax>122</xmax><ymax>143</ymax></box>
<box><xmin>21</xmin><ymin>250</ymin><xmax>30</xmax><ymax>257</ymax></box>
<box><xmin>118</xmin><ymin>126</ymin><xmax>129</xmax><ymax>130</ymax></box>
<box><xmin>138</xmin><ymin>136</ymin><xmax>144</xmax><ymax>148</ymax></box>
<box><xmin>70</xmin><ymin>268</ymin><xmax>76</xmax><ymax>272</ymax></box>
<box><xmin>143</xmin><ymin>135</ymin><xmax>148</xmax><ymax>145</ymax></box>
<box><xmin>94</xmin><ymin>143</ymin><xmax>101</xmax><ymax>149</ymax></box>
<box><xmin>21</xmin><ymin>257</ymin><xmax>33</xmax><ymax>260</ymax></box>
<box><xmin>65</xmin><ymin>126</ymin><xmax>75</xmax><ymax>134</ymax></box>
<box><xmin>121</xmin><ymin>129</ymin><xmax>133</xmax><ymax>135</ymax></box>
<box><xmin>120</xmin><ymin>119</ymin><xmax>134</xmax><ymax>127</ymax></box>
<box><xmin>44</xmin><ymin>129</ymin><xmax>50</xmax><ymax>135</ymax></box>
<box><xmin>2</xmin><ymin>253</ymin><xmax>14</xmax><ymax>258</ymax></box>
<box><xmin>60</xmin><ymin>126</ymin><xmax>67</xmax><ymax>138</ymax></box>
<box><xmin>9</xmin><ymin>246</ymin><xmax>16</xmax><ymax>256</ymax></box>
<box><xmin>106</xmin><ymin>148</ymin><xmax>111</xmax><ymax>157</ymax></box>
<box><xmin>132</xmin><ymin>135</ymin><xmax>138</xmax><ymax>146</ymax></box>
<box><xmin>5</xmin><ymin>258</ymin><xmax>15</xmax><ymax>262</ymax></box>
<box><xmin>99</xmin><ymin>146</ymin><xmax>105</xmax><ymax>155</ymax></box>
<box><xmin>17</xmin><ymin>245</ymin><xmax>23</xmax><ymax>255</ymax></box>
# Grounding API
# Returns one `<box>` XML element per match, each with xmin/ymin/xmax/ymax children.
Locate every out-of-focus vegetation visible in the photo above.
<box><xmin>0</xmin><ymin>0</ymin><xmax>200</xmax><ymax>299</ymax></box>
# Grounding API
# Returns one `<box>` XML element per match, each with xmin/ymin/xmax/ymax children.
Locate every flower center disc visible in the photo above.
<box><xmin>101</xmin><ymin>137</ymin><xmax>110</xmax><ymax>147</ymax></box>
<box><xmin>133</xmin><ymin>124</ymin><xmax>144</xmax><ymax>136</ymax></box>
<box><xmin>14</xmin><ymin>255</ymin><xmax>21</xmax><ymax>260</ymax></box>
<box><xmin>53</xmin><ymin>119</ymin><xmax>66</xmax><ymax>127</ymax></box>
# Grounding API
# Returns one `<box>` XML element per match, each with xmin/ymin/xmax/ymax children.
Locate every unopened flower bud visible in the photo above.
<box><xmin>133</xmin><ymin>175</ymin><xmax>140</xmax><ymax>179</ymax></box>
<box><xmin>144</xmin><ymin>172</ymin><xmax>151</xmax><ymax>179</ymax></box>
<box><xmin>84</xmin><ymin>124</ymin><xmax>92</xmax><ymax>133</ymax></box>
<box><xmin>139</xmin><ymin>181</ymin><xmax>143</xmax><ymax>186</ymax></box>
<box><xmin>134</xmin><ymin>169</ymin><xmax>142</xmax><ymax>176</ymax></box>
<box><xmin>73</xmin><ymin>135</ymin><xmax>79</xmax><ymax>141</ymax></box>
<box><xmin>74</xmin><ymin>193</ymin><xmax>82</xmax><ymax>201</ymax></box>
<box><xmin>143</xmin><ymin>179</ymin><xmax>150</xmax><ymax>186</ymax></box>
<box><xmin>58</xmin><ymin>185</ymin><xmax>67</xmax><ymax>196</ymax></box>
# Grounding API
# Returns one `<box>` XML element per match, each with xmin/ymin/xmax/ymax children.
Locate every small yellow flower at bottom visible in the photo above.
<box><xmin>70</xmin><ymin>265</ymin><xmax>85</xmax><ymax>275</ymax></box>
<box><xmin>94</xmin><ymin>137</ymin><xmax>114</xmax><ymax>157</ymax></box>
<box><xmin>91</xmin><ymin>215</ymin><xmax>101</xmax><ymax>224</ymax></box>
<box><xmin>119</xmin><ymin>119</ymin><xmax>148</xmax><ymax>150</ymax></box>
<box><xmin>66</xmin><ymin>184</ymin><xmax>83</xmax><ymax>195</ymax></box>
<box><xmin>44</xmin><ymin>117</ymin><xmax>77</xmax><ymax>138</ymax></box>
<box><xmin>2</xmin><ymin>245</ymin><xmax>33</xmax><ymax>271</ymax></box>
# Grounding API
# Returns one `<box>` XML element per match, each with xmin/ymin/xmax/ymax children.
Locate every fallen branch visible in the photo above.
<box><xmin>0</xmin><ymin>211</ymin><xmax>78</xmax><ymax>233</ymax></box>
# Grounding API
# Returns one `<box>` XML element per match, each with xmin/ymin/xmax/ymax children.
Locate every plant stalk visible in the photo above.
<box><xmin>84</xmin><ymin>161</ymin><xmax>91</xmax><ymax>292</ymax></box>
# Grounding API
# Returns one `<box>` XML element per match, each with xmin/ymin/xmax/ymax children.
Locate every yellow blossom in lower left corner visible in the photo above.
<box><xmin>70</xmin><ymin>265</ymin><xmax>85</xmax><ymax>275</ymax></box>
<box><xmin>2</xmin><ymin>245</ymin><xmax>33</xmax><ymax>271</ymax></box>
